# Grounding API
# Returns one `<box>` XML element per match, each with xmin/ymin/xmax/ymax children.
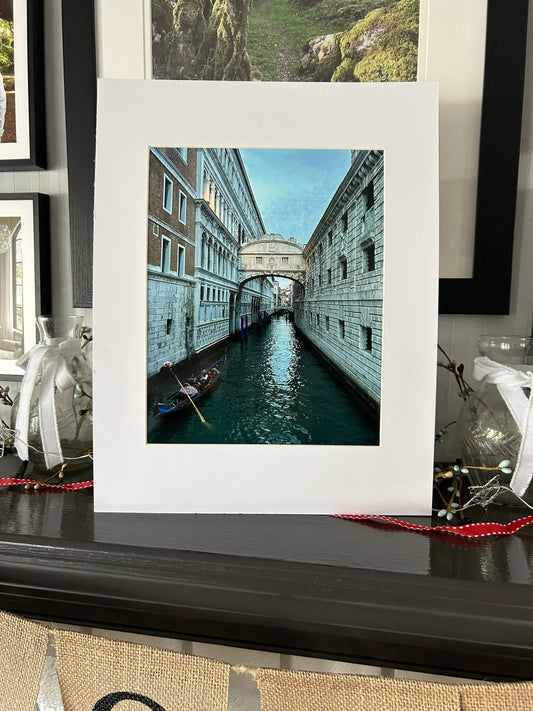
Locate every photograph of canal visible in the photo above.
<box><xmin>147</xmin><ymin>147</ymin><xmax>383</xmax><ymax>446</ymax></box>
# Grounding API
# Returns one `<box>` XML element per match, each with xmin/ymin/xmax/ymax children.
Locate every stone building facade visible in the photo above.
<box><xmin>195</xmin><ymin>149</ymin><xmax>274</xmax><ymax>352</ymax></box>
<box><xmin>147</xmin><ymin>147</ymin><xmax>275</xmax><ymax>376</ymax></box>
<box><xmin>293</xmin><ymin>150</ymin><xmax>384</xmax><ymax>413</ymax></box>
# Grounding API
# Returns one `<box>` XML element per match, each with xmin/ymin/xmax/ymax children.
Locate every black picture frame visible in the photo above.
<box><xmin>0</xmin><ymin>0</ymin><xmax>46</xmax><ymax>171</ymax></box>
<box><xmin>61</xmin><ymin>0</ymin><xmax>528</xmax><ymax>314</ymax></box>
<box><xmin>0</xmin><ymin>192</ymin><xmax>50</xmax><ymax>377</ymax></box>
<box><xmin>438</xmin><ymin>0</ymin><xmax>529</xmax><ymax>314</ymax></box>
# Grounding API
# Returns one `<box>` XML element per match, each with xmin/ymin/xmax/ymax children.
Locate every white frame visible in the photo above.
<box><xmin>0</xmin><ymin>198</ymin><xmax>38</xmax><ymax>376</ymax></box>
<box><xmin>93</xmin><ymin>79</ymin><xmax>439</xmax><ymax>514</ymax></box>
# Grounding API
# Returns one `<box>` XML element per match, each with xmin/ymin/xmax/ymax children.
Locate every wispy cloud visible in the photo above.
<box><xmin>240</xmin><ymin>149</ymin><xmax>352</xmax><ymax>244</ymax></box>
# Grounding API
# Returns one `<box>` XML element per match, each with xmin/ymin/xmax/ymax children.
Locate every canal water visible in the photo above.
<box><xmin>147</xmin><ymin>318</ymin><xmax>379</xmax><ymax>445</ymax></box>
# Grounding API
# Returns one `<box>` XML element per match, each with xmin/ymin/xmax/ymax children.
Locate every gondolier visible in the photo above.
<box><xmin>152</xmin><ymin>354</ymin><xmax>226</xmax><ymax>420</ymax></box>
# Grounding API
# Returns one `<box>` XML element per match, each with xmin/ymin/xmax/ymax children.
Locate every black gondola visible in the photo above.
<box><xmin>152</xmin><ymin>355</ymin><xmax>225</xmax><ymax>419</ymax></box>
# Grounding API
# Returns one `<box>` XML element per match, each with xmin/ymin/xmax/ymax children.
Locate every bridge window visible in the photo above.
<box><xmin>256</xmin><ymin>256</ymin><xmax>263</xmax><ymax>264</ymax></box>
<box><xmin>282</xmin><ymin>256</ymin><xmax>289</xmax><ymax>264</ymax></box>
<box><xmin>163</xmin><ymin>175</ymin><xmax>173</xmax><ymax>214</ymax></box>
<box><xmin>342</xmin><ymin>211</ymin><xmax>348</xmax><ymax>232</ymax></box>
<box><xmin>339</xmin><ymin>256</ymin><xmax>347</xmax><ymax>280</ymax></box>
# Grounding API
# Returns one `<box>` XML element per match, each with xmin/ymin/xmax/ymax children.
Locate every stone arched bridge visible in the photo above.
<box><xmin>239</xmin><ymin>234</ymin><xmax>305</xmax><ymax>285</ymax></box>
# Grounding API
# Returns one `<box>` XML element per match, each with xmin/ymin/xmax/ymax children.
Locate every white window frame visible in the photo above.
<box><xmin>163</xmin><ymin>174</ymin><xmax>173</xmax><ymax>214</ymax></box>
<box><xmin>177</xmin><ymin>244</ymin><xmax>185</xmax><ymax>276</ymax></box>
<box><xmin>178</xmin><ymin>190</ymin><xmax>187</xmax><ymax>225</ymax></box>
<box><xmin>161</xmin><ymin>235</ymin><xmax>171</xmax><ymax>273</ymax></box>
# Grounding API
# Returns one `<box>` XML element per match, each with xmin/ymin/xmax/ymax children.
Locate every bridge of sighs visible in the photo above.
<box><xmin>238</xmin><ymin>234</ymin><xmax>306</xmax><ymax>286</ymax></box>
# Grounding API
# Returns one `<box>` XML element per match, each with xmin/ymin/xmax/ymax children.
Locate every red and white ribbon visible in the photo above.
<box><xmin>0</xmin><ymin>477</ymin><xmax>93</xmax><ymax>491</ymax></box>
<box><xmin>333</xmin><ymin>513</ymin><xmax>533</xmax><ymax>538</ymax></box>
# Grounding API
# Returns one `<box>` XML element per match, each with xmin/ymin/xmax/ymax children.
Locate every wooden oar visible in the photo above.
<box><xmin>172</xmin><ymin>372</ymin><xmax>214</xmax><ymax>430</ymax></box>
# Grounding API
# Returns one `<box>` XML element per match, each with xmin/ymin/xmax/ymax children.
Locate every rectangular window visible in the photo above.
<box><xmin>327</xmin><ymin>268</ymin><xmax>332</xmax><ymax>284</ymax></box>
<box><xmin>166</xmin><ymin>318</ymin><xmax>172</xmax><ymax>335</ymax></box>
<box><xmin>152</xmin><ymin>222</ymin><xmax>160</xmax><ymax>235</ymax></box>
<box><xmin>328</xmin><ymin>230</ymin><xmax>333</xmax><ymax>246</ymax></box>
<box><xmin>342</xmin><ymin>211</ymin><xmax>348</xmax><ymax>232</ymax></box>
<box><xmin>362</xmin><ymin>326</ymin><xmax>372</xmax><ymax>351</ymax></box>
<box><xmin>364</xmin><ymin>243</ymin><xmax>376</xmax><ymax>271</ymax></box>
<box><xmin>325</xmin><ymin>316</ymin><xmax>330</xmax><ymax>331</ymax></box>
<box><xmin>161</xmin><ymin>236</ymin><xmax>171</xmax><ymax>273</ymax></box>
<box><xmin>316</xmin><ymin>314</ymin><xmax>320</xmax><ymax>327</ymax></box>
<box><xmin>281</xmin><ymin>256</ymin><xmax>289</xmax><ymax>264</ymax></box>
<box><xmin>318</xmin><ymin>274</ymin><xmax>322</xmax><ymax>286</ymax></box>
<box><xmin>177</xmin><ymin>244</ymin><xmax>185</xmax><ymax>276</ymax></box>
<box><xmin>207</xmin><ymin>287</ymin><xmax>211</xmax><ymax>300</ymax></box>
<box><xmin>163</xmin><ymin>175</ymin><xmax>173</xmax><ymax>214</ymax></box>
<box><xmin>340</xmin><ymin>256</ymin><xmax>347</xmax><ymax>280</ymax></box>
<box><xmin>339</xmin><ymin>320</ymin><xmax>345</xmax><ymax>339</ymax></box>
<box><xmin>200</xmin><ymin>285</ymin><xmax>204</xmax><ymax>301</ymax></box>
<box><xmin>256</xmin><ymin>256</ymin><xmax>263</xmax><ymax>264</ymax></box>
<box><xmin>179</xmin><ymin>191</ymin><xmax>187</xmax><ymax>224</ymax></box>
<box><xmin>363</xmin><ymin>181</ymin><xmax>375</xmax><ymax>210</ymax></box>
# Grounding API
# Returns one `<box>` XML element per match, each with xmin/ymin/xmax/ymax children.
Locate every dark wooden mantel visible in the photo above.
<box><xmin>0</xmin><ymin>475</ymin><xmax>532</xmax><ymax>682</ymax></box>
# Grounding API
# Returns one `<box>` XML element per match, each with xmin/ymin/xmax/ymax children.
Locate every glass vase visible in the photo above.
<box><xmin>11</xmin><ymin>315</ymin><xmax>93</xmax><ymax>473</ymax></box>
<box><xmin>456</xmin><ymin>335</ymin><xmax>533</xmax><ymax>506</ymax></box>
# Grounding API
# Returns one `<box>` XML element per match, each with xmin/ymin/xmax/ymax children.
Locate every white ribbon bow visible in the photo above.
<box><xmin>473</xmin><ymin>356</ymin><xmax>533</xmax><ymax>496</ymax></box>
<box><xmin>15</xmin><ymin>339</ymin><xmax>84</xmax><ymax>470</ymax></box>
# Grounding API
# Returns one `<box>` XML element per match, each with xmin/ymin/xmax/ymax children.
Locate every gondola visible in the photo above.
<box><xmin>152</xmin><ymin>355</ymin><xmax>225</xmax><ymax>419</ymax></box>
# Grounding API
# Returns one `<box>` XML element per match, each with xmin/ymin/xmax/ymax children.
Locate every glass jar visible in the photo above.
<box><xmin>456</xmin><ymin>335</ymin><xmax>533</xmax><ymax>506</ymax></box>
<box><xmin>11</xmin><ymin>315</ymin><xmax>93</xmax><ymax>473</ymax></box>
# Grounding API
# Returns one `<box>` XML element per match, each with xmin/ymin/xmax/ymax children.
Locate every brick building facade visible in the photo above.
<box><xmin>293</xmin><ymin>150</ymin><xmax>384</xmax><ymax>414</ymax></box>
<box><xmin>148</xmin><ymin>148</ymin><xmax>197</xmax><ymax>374</ymax></box>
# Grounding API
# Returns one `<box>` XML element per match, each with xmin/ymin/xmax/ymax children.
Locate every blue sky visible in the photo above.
<box><xmin>239</xmin><ymin>149</ymin><xmax>351</xmax><ymax>245</ymax></box>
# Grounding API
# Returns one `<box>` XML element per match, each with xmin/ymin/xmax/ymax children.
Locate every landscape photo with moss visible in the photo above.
<box><xmin>152</xmin><ymin>0</ymin><xmax>419</xmax><ymax>82</ymax></box>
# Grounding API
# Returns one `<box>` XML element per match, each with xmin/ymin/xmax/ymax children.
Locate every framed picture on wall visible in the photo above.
<box><xmin>69</xmin><ymin>0</ymin><xmax>527</xmax><ymax>315</ymax></box>
<box><xmin>0</xmin><ymin>0</ymin><xmax>46</xmax><ymax>170</ymax></box>
<box><xmin>0</xmin><ymin>193</ymin><xmax>50</xmax><ymax>377</ymax></box>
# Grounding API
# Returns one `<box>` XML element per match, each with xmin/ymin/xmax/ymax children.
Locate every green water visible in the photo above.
<box><xmin>148</xmin><ymin>318</ymin><xmax>379</xmax><ymax>445</ymax></box>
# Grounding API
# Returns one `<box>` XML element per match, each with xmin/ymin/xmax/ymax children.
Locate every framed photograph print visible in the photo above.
<box><xmin>0</xmin><ymin>193</ymin><xmax>50</xmax><ymax>377</ymax></box>
<box><xmin>86</xmin><ymin>0</ymin><xmax>528</xmax><ymax>315</ymax></box>
<box><xmin>0</xmin><ymin>0</ymin><xmax>46</xmax><ymax>170</ymax></box>
<box><xmin>93</xmin><ymin>79</ymin><xmax>439</xmax><ymax>514</ymax></box>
